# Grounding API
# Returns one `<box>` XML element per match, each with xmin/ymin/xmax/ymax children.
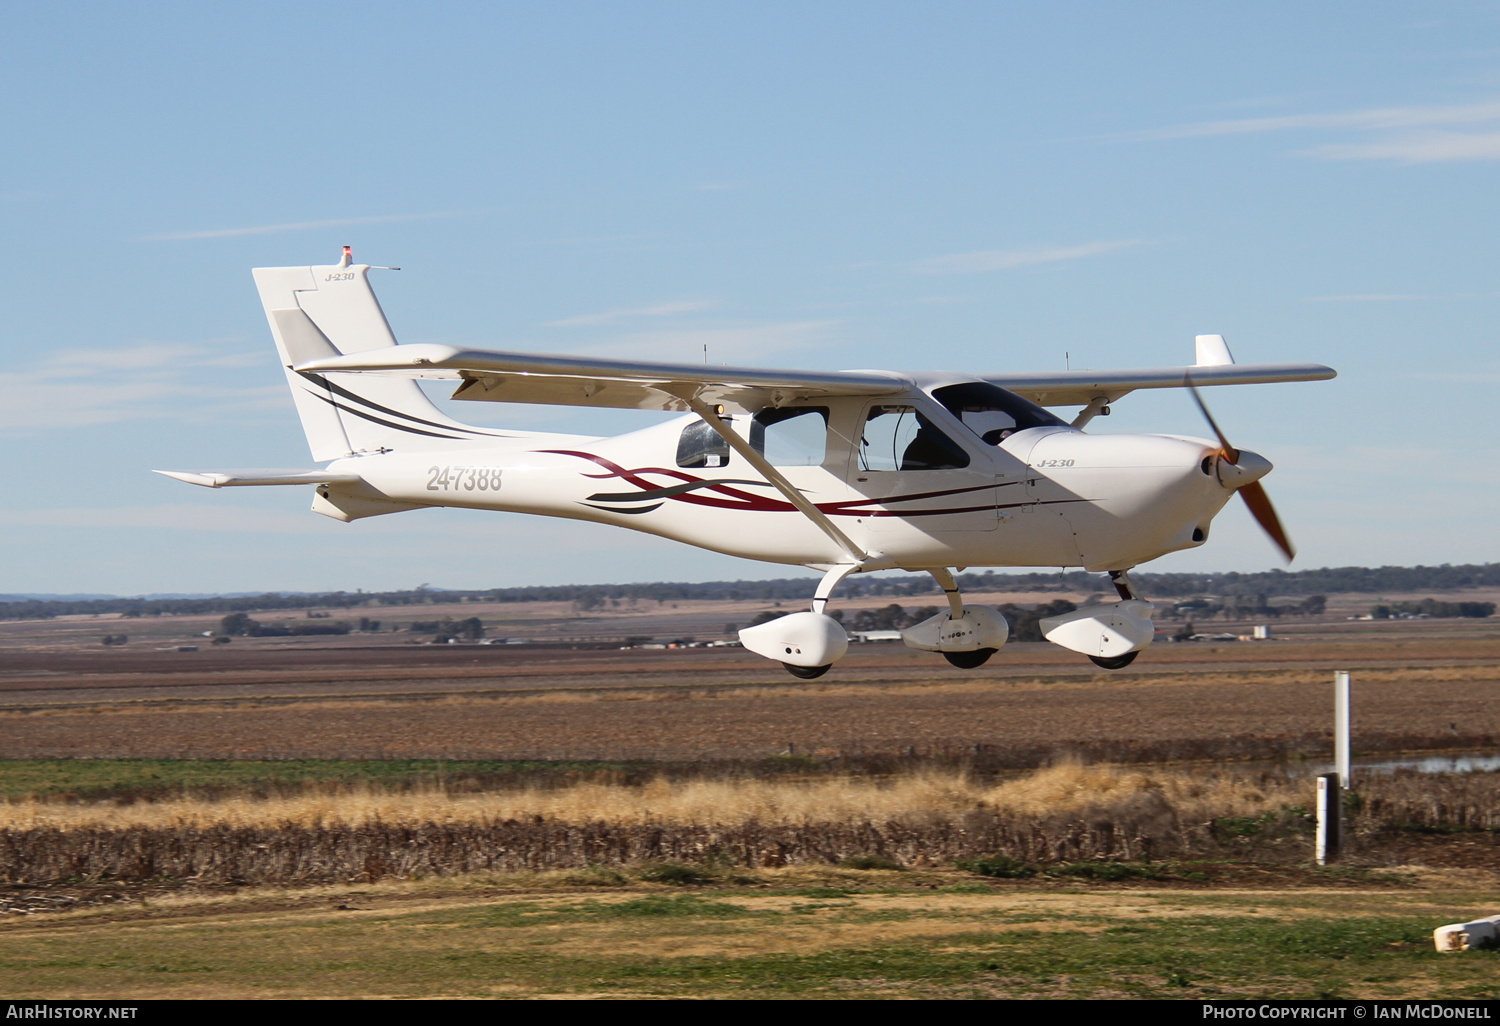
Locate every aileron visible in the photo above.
<box><xmin>991</xmin><ymin>361</ymin><xmax>1336</xmax><ymax>408</ymax></box>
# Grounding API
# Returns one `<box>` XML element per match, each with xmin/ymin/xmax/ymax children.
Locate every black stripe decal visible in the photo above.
<box><xmin>586</xmin><ymin>479</ymin><xmax>767</xmax><ymax>503</ymax></box>
<box><xmin>580</xmin><ymin>502</ymin><xmax>664</xmax><ymax>515</ymax></box>
<box><xmin>304</xmin><ymin>374</ymin><xmax>513</xmax><ymax>439</ymax></box>
<box><xmin>304</xmin><ymin>389</ymin><xmax>470</xmax><ymax>440</ymax></box>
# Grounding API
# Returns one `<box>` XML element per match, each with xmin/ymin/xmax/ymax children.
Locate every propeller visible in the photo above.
<box><xmin>1186</xmin><ymin>377</ymin><xmax>1296</xmax><ymax>563</ymax></box>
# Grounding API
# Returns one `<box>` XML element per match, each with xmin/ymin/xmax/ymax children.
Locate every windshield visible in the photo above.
<box><xmin>931</xmin><ymin>382</ymin><xmax>1070</xmax><ymax>445</ymax></box>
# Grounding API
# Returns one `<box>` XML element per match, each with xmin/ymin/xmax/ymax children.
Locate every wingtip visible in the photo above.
<box><xmin>154</xmin><ymin>470</ymin><xmax>221</xmax><ymax>488</ymax></box>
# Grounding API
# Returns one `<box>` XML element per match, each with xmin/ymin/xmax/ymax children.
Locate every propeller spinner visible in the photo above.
<box><xmin>1187</xmin><ymin>378</ymin><xmax>1296</xmax><ymax>563</ymax></box>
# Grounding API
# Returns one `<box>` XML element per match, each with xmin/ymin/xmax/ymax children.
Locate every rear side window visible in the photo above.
<box><xmin>676</xmin><ymin>419</ymin><xmax>731</xmax><ymax>468</ymax></box>
<box><xmin>750</xmin><ymin>407</ymin><xmax>829</xmax><ymax>466</ymax></box>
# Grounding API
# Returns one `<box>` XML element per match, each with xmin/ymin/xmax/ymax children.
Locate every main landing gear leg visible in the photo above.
<box><xmin>769</xmin><ymin>563</ymin><xmax>861</xmax><ymax>680</ymax></box>
<box><xmin>811</xmin><ymin>563</ymin><xmax>862</xmax><ymax>616</ymax></box>
<box><xmin>929</xmin><ymin>568</ymin><xmax>999</xmax><ymax>669</ymax></box>
<box><xmin>739</xmin><ymin>564</ymin><xmax>856</xmax><ymax>678</ymax></box>
<box><xmin>1090</xmin><ymin>569</ymin><xmax>1142</xmax><ymax>669</ymax></box>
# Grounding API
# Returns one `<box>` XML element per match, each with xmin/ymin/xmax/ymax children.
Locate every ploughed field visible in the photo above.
<box><xmin>0</xmin><ymin>628</ymin><xmax>1495</xmax><ymax>763</ymax></box>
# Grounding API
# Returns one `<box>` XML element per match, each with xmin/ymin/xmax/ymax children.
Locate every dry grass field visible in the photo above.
<box><xmin>0</xmin><ymin>607</ymin><xmax>1497</xmax><ymax>998</ymax></box>
<box><xmin>0</xmin><ymin>628</ymin><xmax>1495</xmax><ymax>763</ymax></box>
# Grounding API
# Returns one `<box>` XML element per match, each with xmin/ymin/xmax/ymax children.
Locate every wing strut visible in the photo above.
<box><xmin>680</xmin><ymin>394</ymin><xmax>869</xmax><ymax>566</ymax></box>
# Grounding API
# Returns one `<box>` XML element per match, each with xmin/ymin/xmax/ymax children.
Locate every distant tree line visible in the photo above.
<box><xmin>1370</xmin><ymin>599</ymin><xmax>1495</xmax><ymax>620</ymax></box>
<box><xmin>1158</xmin><ymin>594</ymin><xmax>1328</xmax><ymax>622</ymax></box>
<box><xmin>5</xmin><ymin>563</ymin><xmax>1500</xmax><ymax>622</ymax></box>
<box><xmin>756</xmin><ymin>599</ymin><xmax>1079</xmax><ymax>643</ymax></box>
<box><xmin>408</xmin><ymin>617</ymin><xmax>485</xmax><ymax>643</ymax></box>
<box><xmin>218</xmin><ymin>613</ymin><xmax>351</xmax><ymax>638</ymax></box>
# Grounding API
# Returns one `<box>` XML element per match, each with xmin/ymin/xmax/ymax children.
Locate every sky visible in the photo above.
<box><xmin>1</xmin><ymin>2</ymin><xmax>1497</xmax><ymax>595</ymax></box>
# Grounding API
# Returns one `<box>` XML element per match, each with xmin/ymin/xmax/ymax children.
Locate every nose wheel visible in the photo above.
<box><xmin>1089</xmin><ymin>652</ymin><xmax>1138</xmax><ymax>670</ymax></box>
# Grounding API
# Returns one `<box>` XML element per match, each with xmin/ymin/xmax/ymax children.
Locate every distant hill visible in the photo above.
<box><xmin>3</xmin><ymin>564</ymin><xmax>1498</xmax><ymax>621</ymax></box>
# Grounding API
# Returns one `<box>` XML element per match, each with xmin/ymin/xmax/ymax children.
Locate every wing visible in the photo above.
<box><xmin>986</xmin><ymin>335</ymin><xmax>1334</xmax><ymax>407</ymax></box>
<box><xmin>989</xmin><ymin>361</ymin><xmax>1336</xmax><ymax>408</ymax></box>
<box><xmin>294</xmin><ymin>333</ymin><xmax>1334</xmax><ymax>414</ymax></box>
<box><xmin>293</xmin><ymin>344</ymin><xmax>908</xmax><ymax>414</ymax></box>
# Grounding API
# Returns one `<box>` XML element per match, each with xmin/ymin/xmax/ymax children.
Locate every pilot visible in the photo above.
<box><xmin>959</xmin><ymin>408</ymin><xmax>1020</xmax><ymax>445</ymax></box>
<box><xmin>899</xmin><ymin>412</ymin><xmax>971</xmax><ymax>470</ymax></box>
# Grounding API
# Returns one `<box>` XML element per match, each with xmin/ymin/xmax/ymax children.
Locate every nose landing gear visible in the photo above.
<box><xmin>1040</xmin><ymin>569</ymin><xmax>1155</xmax><ymax>671</ymax></box>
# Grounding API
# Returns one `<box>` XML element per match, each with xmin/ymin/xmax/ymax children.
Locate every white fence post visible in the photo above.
<box><xmin>1335</xmin><ymin>670</ymin><xmax>1351</xmax><ymax>790</ymax></box>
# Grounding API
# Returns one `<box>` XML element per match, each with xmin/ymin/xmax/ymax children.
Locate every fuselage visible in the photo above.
<box><xmin>324</xmin><ymin>384</ymin><xmax>1242</xmax><ymax>574</ymax></box>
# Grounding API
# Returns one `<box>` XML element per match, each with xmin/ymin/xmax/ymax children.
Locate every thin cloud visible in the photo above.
<box><xmin>0</xmin><ymin>376</ymin><xmax>196</xmax><ymax>431</ymax></box>
<box><xmin>0</xmin><ymin>505</ymin><xmax>324</xmax><ymax>534</ymax></box>
<box><xmin>1299</xmin><ymin>130</ymin><xmax>1500</xmax><ymax>163</ymax></box>
<box><xmin>1131</xmin><ymin>99</ymin><xmax>1500</xmax><ymax>164</ymax></box>
<box><xmin>0</xmin><ymin>343</ymin><xmax>273</xmax><ymax>432</ymax></box>
<box><xmin>45</xmin><ymin>341</ymin><xmax>260</xmax><ymax>371</ymax></box>
<box><xmin>1136</xmin><ymin>100</ymin><xmax>1500</xmax><ymax>140</ymax></box>
<box><xmin>1305</xmin><ymin>291</ymin><xmax>1496</xmax><ymax>302</ymax></box>
<box><xmin>1305</xmin><ymin>293</ymin><xmax>1432</xmax><ymax>302</ymax></box>
<box><xmin>545</xmin><ymin>299</ymin><xmax>718</xmax><ymax>328</ymax></box>
<box><xmin>912</xmin><ymin>240</ymin><xmax>1142</xmax><ymax>275</ymax></box>
<box><xmin>143</xmin><ymin>208</ymin><xmax>496</xmax><ymax>242</ymax></box>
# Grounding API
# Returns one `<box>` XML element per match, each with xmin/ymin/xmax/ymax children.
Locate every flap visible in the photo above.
<box><xmin>294</xmin><ymin>344</ymin><xmax>908</xmax><ymax>413</ymax></box>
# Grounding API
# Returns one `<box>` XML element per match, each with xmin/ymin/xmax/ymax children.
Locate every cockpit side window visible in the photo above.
<box><xmin>676</xmin><ymin>418</ymin><xmax>731</xmax><ymax>469</ymax></box>
<box><xmin>750</xmin><ymin>406</ymin><xmax>830</xmax><ymax>466</ymax></box>
<box><xmin>858</xmin><ymin>405</ymin><xmax>970</xmax><ymax>471</ymax></box>
<box><xmin>931</xmin><ymin>382</ymin><xmax>1070</xmax><ymax>445</ymax></box>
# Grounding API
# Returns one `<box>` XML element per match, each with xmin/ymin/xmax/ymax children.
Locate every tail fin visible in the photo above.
<box><xmin>253</xmin><ymin>249</ymin><xmax>507</xmax><ymax>461</ymax></box>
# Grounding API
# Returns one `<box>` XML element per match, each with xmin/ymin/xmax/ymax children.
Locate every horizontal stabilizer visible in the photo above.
<box><xmin>153</xmin><ymin>469</ymin><xmax>362</xmax><ymax>489</ymax></box>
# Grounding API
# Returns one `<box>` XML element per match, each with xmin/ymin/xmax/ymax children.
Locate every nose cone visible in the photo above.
<box><xmin>1216</xmin><ymin>448</ymin><xmax>1273</xmax><ymax>490</ymax></box>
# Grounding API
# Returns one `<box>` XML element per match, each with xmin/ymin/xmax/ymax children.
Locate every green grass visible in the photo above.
<box><xmin>446</xmin><ymin>895</ymin><xmax>757</xmax><ymax>929</ymax></box>
<box><xmin>3</xmin><ymin>885</ymin><xmax>1498</xmax><ymax>999</ymax></box>
<box><xmin>957</xmin><ymin>855</ymin><xmax>1173</xmax><ymax>881</ymax></box>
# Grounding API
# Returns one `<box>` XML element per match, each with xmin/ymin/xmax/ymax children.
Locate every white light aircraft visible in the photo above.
<box><xmin>160</xmin><ymin>249</ymin><xmax>1335</xmax><ymax>678</ymax></box>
